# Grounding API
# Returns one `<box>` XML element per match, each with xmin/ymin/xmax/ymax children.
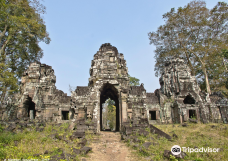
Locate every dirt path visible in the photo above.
<box><xmin>83</xmin><ymin>131</ymin><xmax>140</xmax><ymax>161</ymax></box>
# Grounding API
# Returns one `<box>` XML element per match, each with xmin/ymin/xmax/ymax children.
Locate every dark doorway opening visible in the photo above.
<box><xmin>183</xmin><ymin>95</ymin><xmax>195</xmax><ymax>104</ymax></box>
<box><xmin>62</xmin><ymin>111</ymin><xmax>69</xmax><ymax>120</ymax></box>
<box><xmin>149</xmin><ymin>111</ymin><xmax>156</xmax><ymax>120</ymax></box>
<box><xmin>100</xmin><ymin>83</ymin><xmax>119</xmax><ymax>131</ymax></box>
<box><xmin>25</xmin><ymin>97</ymin><xmax>36</xmax><ymax>119</ymax></box>
<box><xmin>189</xmin><ymin>109</ymin><xmax>196</xmax><ymax>119</ymax></box>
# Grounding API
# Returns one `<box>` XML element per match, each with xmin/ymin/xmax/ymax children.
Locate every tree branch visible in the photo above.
<box><xmin>0</xmin><ymin>34</ymin><xmax>11</xmax><ymax>56</ymax></box>
<box><xmin>0</xmin><ymin>24</ymin><xmax>8</xmax><ymax>45</ymax></box>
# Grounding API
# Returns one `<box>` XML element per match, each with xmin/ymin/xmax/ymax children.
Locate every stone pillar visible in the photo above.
<box><xmin>196</xmin><ymin>108</ymin><xmax>199</xmax><ymax>121</ymax></box>
<box><xmin>96</xmin><ymin>102</ymin><xmax>100</xmax><ymax>133</ymax></box>
<box><xmin>180</xmin><ymin>114</ymin><xmax>183</xmax><ymax>123</ymax></box>
<box><xmin>121</xmin><ymin>92</ymin><xmax>128</xmax><ymax>123</ymax></box>
<box><xmin>122</xmin><ymin>102</ymin><xmax>127</xmax><ymax>122</ymax></box>
<box><xmin>30</xmin><ymin>110</ymin><xmax>34</xmax><ymax>120</ymax></box>
<box><xmin>156</xmin><ymin>110</ymin><xmax>160</xmax><ymax>120</ymax></box>
<box><xmin>119</xmin><ymin>97</ymin><xmax>122</xmax><ymax>131</ymax></box>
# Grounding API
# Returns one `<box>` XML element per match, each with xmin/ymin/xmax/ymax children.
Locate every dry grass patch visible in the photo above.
<box><xmin>126</xmin><ymin>123</ymin><xmax>228</xmax><ymax>161</ymax></box>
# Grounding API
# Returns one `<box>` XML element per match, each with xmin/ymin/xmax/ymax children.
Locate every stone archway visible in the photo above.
<box><xmin>100</xmin><ymin>83</ymin><xmax>120</xmax><ymax>131</ymax></box>
<box><xmin>24</xmin><ymin>97</ymin><xmax>36</xmax><ymax>120</ymax></box>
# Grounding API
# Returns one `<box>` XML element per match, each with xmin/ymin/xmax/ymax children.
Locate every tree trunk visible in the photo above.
<box><xmin>0</xmin><ymin>35</ymin><xmax>11</xmax><ymax>55</ymax></box>
<box><xmin>202</xmin><ymin>64</ymin><xmax>211</xmax><ymax>94</ymax></box>
<box><xmin>0</xmin><ymin>25</ymin><xmax>7</xmax><ymax>45</ymax></box>
<box><xmin>223</xmin><ymin>58</ymin><xmax>228</xmax><ymax>72</ymax></box>
<box><xmin>191</xmin><ymin>52</ymin><xmax>211</xmax><ymax>94</ymax></box>
<box><xmin>186</xmin><ymin>53</ymin><xmax>195</xmax><ymax>76</ymax></box>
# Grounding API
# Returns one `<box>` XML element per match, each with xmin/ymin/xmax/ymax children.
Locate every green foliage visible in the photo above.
<box><xmin>194</xmin><ymin>159</ymin><xmax>203</xmax><ymax>161</ymax></box>
<box><xmin>163</xmin><ymin>98</ymin><xmax>175</xmax><ymax>105</ymax></box>
<box><xmin>45</xmin><ymin>124</ymin><xmax>53</xmax><ymax>133</ymax></box>
<box><xmin>0</xmin><ymin>63</ymin><xmax>19</xmax><ymax>102</ymax></box>
<box><xmin>107</xmin><ymin>99</ymin><xmax>116</xmax><ymax>130</ymax></box>
<box><xmin>0</xmin><ymin>148</ymin><xmax>6</xmax><ymax>159</ymax></box>
<box><xmin>0</xmin><ymin>125</ymin><xmax>4</xmax><ymax>133</ymax></box>
<box><xmin>0</xmin><ymin>0</ymin><xmax>50</xmax><ymax>102</ymax></box>
<box><xmin>85</xmin><ymin>130</ymin><xmax>95</xmax><ymax>141</ymax></box>
<box><xmin>190</xmin><ymin>114</ymin><xmax>196</xmax><ymax>120</ymax></box>
<box><xmin>128</xmin><ymin>74</ymin><xmax>140</xmax><ymax>86</ymax></box>
<box><xmin>0</xmin><ymin>122</ymin><xmax>95</xmax><ymax>160</ymax></box>
<box><xmin>169</xmin><ymin>155</ymin><xmax>178</xmax><ymax>161</ymax></box>
<box><xmin>197</xmin><ymin>48</ymin><xmax>228</xmax><ymax>96</ymax></box>
<box><xmin>41</xmin><ymin>137</ymin><xmax>48</xmax><ymax>143</ymax></box>
<box><xmin>85</xmin><ymin>119</ymin><xmax>93</xmax><ymax>125</ymax></box>
<box><xmin>148</xmin><ymin>1</ymin><xmax>228</xmax><ymax>94</ymax></box>
<box><xmin>61</xmin><ymin>122</ymin><xmax>70</xmax><ymax>130</ymax></box>
<box><xmin>221</xmin><ymin>49</ymin><xmax>228</xmax><ymax>60</ymax></box>
<box><xmin>0</xmin><ymin>132</ymin><xmax>24</xmax><ymax>145</ymax></box>
<box><xmin>102</xmin><ymin>98</ymin><xmax>116</xmax><ymax>130</ymax></box>
<box><xmin>225</xmin><ymin>78</ymin><xmax>228</xmax><ymax>90</ymax></box>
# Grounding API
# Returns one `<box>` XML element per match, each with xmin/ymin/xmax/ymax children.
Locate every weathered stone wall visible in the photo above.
<box><xmin>3</xmin><ymin>62</ymin><xmax>71</xmax><ymax>122</ymax></box>
<box><xmin>145</xmin><ymin>93</ymin><xmax>161</xmax><ymax>124</ymax></box>
<box><xmin>2</xmin><ymin>44</ymin><xmax>228</xmax><ymax>133</ymax></box>
<box><xmin>127</xmin><ymin>84</ymin><xmax>148</xmax><ymax>124</ymax></box>
<box><xmin>157</xmin><ymin>58</ymin><xmax>228</xmax><ymax>124</ymax></box>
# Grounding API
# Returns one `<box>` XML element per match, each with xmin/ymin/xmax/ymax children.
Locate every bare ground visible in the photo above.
<box><xmin>82</xmin><ymin>131</ymin><xmax>144</xmax><ymax>161</ymax></box>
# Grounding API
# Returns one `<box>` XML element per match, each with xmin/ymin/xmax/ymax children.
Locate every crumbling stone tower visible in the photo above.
<box><xmin>157</xmin><ymin>58</ymin><xmax>228</xmax><ymax>124</ymax></box>
<box><xmin>3</xmin><ymin>62</ymin><xmax>72</xmax><ymax>122</ymax></box>
<box><xmin>71</xmin><ymin>43</ymin><xmax>148</xmax><ymax>132</ymax></box>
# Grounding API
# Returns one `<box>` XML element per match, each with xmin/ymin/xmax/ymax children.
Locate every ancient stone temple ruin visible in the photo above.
<box><xmin>1</xmin><ymin>43</ymin><xmax>228</xmax><ymax>132</ymax></box>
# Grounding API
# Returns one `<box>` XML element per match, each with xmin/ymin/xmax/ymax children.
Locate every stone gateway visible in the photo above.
<box><xmin>1</xmin><ymin>43</ymin><xmax>228</xmax><ymax>133</ymax></box>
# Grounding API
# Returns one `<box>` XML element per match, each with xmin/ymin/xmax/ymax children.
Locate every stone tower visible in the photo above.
<box><xmin>71</xmin><ymin>43</ymin><xmax>131</xmax><ymax>132</ymax></box>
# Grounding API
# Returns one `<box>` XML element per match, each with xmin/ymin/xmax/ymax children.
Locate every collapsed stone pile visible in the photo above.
<box><xmin>121</xmin><ymin>118</ymin><xmax>172</xmax><ymax>143</ymax></box>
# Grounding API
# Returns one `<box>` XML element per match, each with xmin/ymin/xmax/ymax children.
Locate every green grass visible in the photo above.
<box><xmin>0</xmin><ymin>122</ymin><xmax>94</xmax><ymax>161</ymax></box>
<box><xmin>126</xmin><ymin>123</ymin><xmax>228</xmax><ymax>161</ymax></box>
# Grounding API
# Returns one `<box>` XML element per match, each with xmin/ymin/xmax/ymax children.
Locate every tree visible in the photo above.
<box><xmin>148</xmin><ymin>1</ymin><xmax>228</xmax><ymax>94</ymax></box>
<box><xmin>128</xmin><ymin>74</ymin><xmax>140</xmax><ymax>86</ymax></box>
<box><xmin>201</xmin><ymin>49</ymin><xmax>228</xmax><ymax>97</ymax></box>
<box><xmin>221</xmin><ymin>49</ymin><xmax>228</xmax><ymax>72</ymax></box>
<box><xmin>0</xmin><ymin>64</ymin><xmax>18</xmax><ymax>102</ymax></box>
<box><xmin>102</xmin><ymin>98</ymin><xmax>116</xmax><ymax>130</ymax></box>
<box><xmin>0</xmin><ymin>0</ymin><xmax>50</xmax><ymax>103</ymax></box>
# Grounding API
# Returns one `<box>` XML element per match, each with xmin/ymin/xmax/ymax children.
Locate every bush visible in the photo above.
<box><xmin>0</xmin><ymin>132</ymin><xmax>24</xmax><ymax>145</ymax></box>
<box><xmin>0</xmin><ymin>141</ymin><xmax>6</xmax><ymax>159</ymax></box>
<box><xmin>0</xmin><ymin>125</ymin><xmax>4</xmax><ymax>132</ymax></box>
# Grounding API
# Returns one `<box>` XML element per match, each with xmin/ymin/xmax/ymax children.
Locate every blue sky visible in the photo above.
<box><xmin>39</xmin><ymin>0</ymin><xmax>220</xmax><ymax>96</ymax></box>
